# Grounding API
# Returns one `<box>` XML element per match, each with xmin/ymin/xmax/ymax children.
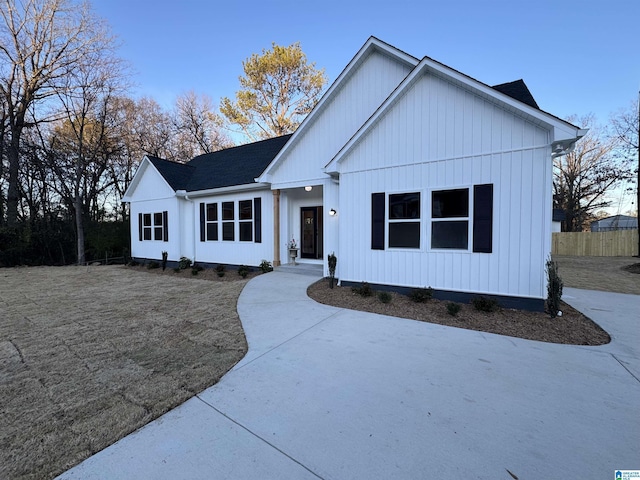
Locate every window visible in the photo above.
<box><xmin>239</xmin><ymin>200</ymin><xmax>252</xmax><ymax>242</ymax></box>
<box><xmin>431</xmin><ymin>188</ymin><xmax>469</xmax><ymax>249</ymax></box>
<box><xmin>139</xmin><ymin>211</ymin><xmax>168</xmax><ymax>242</ymax></box>
<box><xmin>206</xmin><ymin>203</ymin><xmax>218</xmax><ymax>241</ymax></box>
<box><xmin>222</xmin><ymin>201</ymin><xmax>234</xmax><ymax>241</ymax></box>
<box><xmin>388</xmin><ymin>192</ymin><xmax>420</xmax><ymax>249</ymax></box>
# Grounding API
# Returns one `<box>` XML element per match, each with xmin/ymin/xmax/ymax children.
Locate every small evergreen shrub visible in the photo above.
<box><xmin>215</xmin><ymin>264</ymin><xmax>226</xmax><ymax>277</ymax></box>
<box><xmin>471</xmin><ymin>296</ymin><xmax>500</xmax><ymax>312</ymax></box>
<box><xmin>352</xmin><ymin>282</ymin><xmax>373</xmax><ymax>297</ymax></box>
<box><xmin>410</xmin><ymin>287</ymin><xmax>433</xmax><ymax>303</ymax></box>
<box><xmin>259</xmin><ymin>260</ymin><xmax>273</xmax><ymax>273</ymax></box>
<box><xmin>191</xmin><ymin>264</ymin><xmax>203</xmax><ymax>275</ymax></box>
<box><xmin>178</xmin><ymin>257</ymin><xmax>192</xmax><ymax>270</ymax></box>
<box><xmin>327</xmin><ymin>252</ymin><xmax>337</xmax><ymax>289</ymax></box>
<box><xmin>147</xmin><ymin>261</ymin><xmax>159</xmax><ymax>269</ymax></box>
<box><xmin>238</xmin><ymin>265</ymin><xmax>250</xmax><ymax>278</ymax></box>
<box><xmin>378</xmin><ymin>291</ymin><xmax>392</xmax><ymax>304</ymax></box>
<box><xmin>172</xmin><ymin>267</ymin><xmax>180</xmax><ymax>273</ymax></box>
<box><xmin>446</xmin><ymin>302</ymin><xmax>461</xmax><ymax>316</ymax></box>
<box><xmin>546</xmin><ymin>256</ymin><xmax>563</xmax><ymax>317</ymax></box>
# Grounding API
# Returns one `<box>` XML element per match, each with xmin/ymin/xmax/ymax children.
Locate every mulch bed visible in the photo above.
<box><xmin>307</xmin><ymin>280</ymin><xmax>611</xmax><ymax>346</ymax></box>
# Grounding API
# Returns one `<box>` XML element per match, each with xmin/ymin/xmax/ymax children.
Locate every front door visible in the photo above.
<box><xmin>301</xmin><ymin>207</ymin><xmax>323</xmax><ymax>259</ymax></box>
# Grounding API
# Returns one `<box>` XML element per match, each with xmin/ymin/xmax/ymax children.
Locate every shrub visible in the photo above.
<box><xmin>238</xmin><ymin>265</ymin><xmax>250</xmax><ymax>278</ymax></box>
<box><xmin>471</xmin><ymin>296</ymin><xmax>500</xmax><ymax>312</ymax></box>
<box><xmin>410</xmin><ymin>287</ymin><xmax>433</xmax><ymax>303</ymax></box>
<box><xmin>378</xmin><ymin>291</ymin><xmax>392</xmax><ymax>304</ymax></box>
<box><xmin>327</xmin><ymin>252</ymin><xmax>337</xmax><ymax>289</ymax></box>
<box><xmin>215</xmin><ymin>264</ymin><xmax>225</xmax><ymax>277</ymax></box>
<box><xmin>352</xmin><ymin>282</ymin><xmax>373</xmax><ymax>297</ymax></box>
<box><xmin>147</xmin><ymin>261</ymin><xmax>159</xmax><ymax>269</ymax></box>
<box><xmin>161</xmin><ymin>251</ymin><xmax>168</xmax><ymax>271</ymax></box>
<box><xmin>191</xmin><ymin>264</ymin><xmax>203</xmax><ymax>275</ymax></box>
<box><xmin>178</xmin><ymin>257</ymin><xmax>192</xmax><ymax>270</ymax></box>
<box><xmin>259</xmin><ymin>260</ymin><xmax>273</xmax><ymax>273</ymax></box>
<box><xmin>129</xmin><ymin>260</ymin><xmax>140</xmax><ymax>267</ymax></box>
<box><xmin>172</xmin><ymin>267</ymin><xmax>180</xmax><ymax>273</ymax></box>
<box><xmin>446</xmin><ymin>302</ymin><xmax>461</xmax><ymax>316</ymax></box>
<box><xmin>546</xmin><ymin>256</ymin><xmax>563</xmax><ymax>318</ymax></box>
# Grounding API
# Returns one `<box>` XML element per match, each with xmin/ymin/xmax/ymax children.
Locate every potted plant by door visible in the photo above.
<box><xmin>287</xmin><ymin>238</ymin><xmax>298</xmax><ymax>265</ymax></box>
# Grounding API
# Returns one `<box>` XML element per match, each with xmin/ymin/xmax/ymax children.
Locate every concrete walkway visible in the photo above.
<box><xmin>59</xmin><ymin>274</ymin><xmax>640</xmax><ymax>480</ymax></box>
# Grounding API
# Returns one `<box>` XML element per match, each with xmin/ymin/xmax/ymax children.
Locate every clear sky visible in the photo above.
<box><xmin>94</xmin><ymin>0</ymin><xmax>638</xmax><ymax>212</ymax></box>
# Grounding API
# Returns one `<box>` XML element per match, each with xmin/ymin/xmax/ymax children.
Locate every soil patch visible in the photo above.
<box><xmin>307</xmin><ymin>280</ymin><xmax>610</xmax><ymax>346</ymax></box>
<box><xmin>0</xmin><ymin>265</ymin><xmax>249</xmax><ymax>480</ymax></box>
<box><xmin>622</xmin><ymin>263</ymin><xmax>640</xmax><ymax>274</ymax></box>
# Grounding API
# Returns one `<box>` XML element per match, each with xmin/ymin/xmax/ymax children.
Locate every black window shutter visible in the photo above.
<box><xmin>163</xmin><ymin>211</ymin><xmax>169</xmax><ymax>242</ymax></box>
<box><xmin>199</xmin><ymin>203</ymin><xmax>205</xmax><ymax>242</ymax></box>
<box><xmin>371</xmin><ymin>193</ymin><xmax>385</xmax><ymax>250</ymax></box>
<box><xmin>138</xmin><ymin>213</ymin><xmax>143</xmax><ymax>241</ymax></box>
<box><xmin>254</xmin><ymin>197</ymin><xmax>262</xmax><ymax>243</ymax></box>
<box><xmin>473</xmin><ymin>184</ymin><xmax>493</xmax><ymax>253</ymax></box>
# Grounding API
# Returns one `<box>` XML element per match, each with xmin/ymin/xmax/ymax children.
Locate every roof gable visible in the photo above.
<box><xmin>257</xmin><ymin>36</ymin><xmax>419</xmax><ymax>183</ymax></box>
<box><xmin>325</xmin><ymin>55</ymin><xmax>584</xmax><ymax>174</ymax></box>
<box><xmin>148</xmin><ymin>156</ymin><xmax>195</xmax><ymax>191</ymax></box>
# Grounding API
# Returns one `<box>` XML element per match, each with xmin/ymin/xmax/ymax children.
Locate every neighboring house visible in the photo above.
<box><xmin>591</xmin><ymin>215</ymin><xmax>638</xmax><ymax>232</ymax></box>
<box><xmin>123</xmin><ymin>37</ymin><xmax>585</xmax><ymax>310</ymax></box>
<box><xmin>552</xmin><ymin>209</ymin><xmax>566</xmax><ymax>233</ymax></box>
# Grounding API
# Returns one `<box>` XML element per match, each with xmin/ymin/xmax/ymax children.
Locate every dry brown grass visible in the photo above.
<box><xmin>0</xmin><ymin>265</ymin><xmax>249</xmax><ymax>480</ymax></box>
<box><xmin>553</xmin><ymin>255</ymin><xmax>640</xmax><ymax>295</ymax></box>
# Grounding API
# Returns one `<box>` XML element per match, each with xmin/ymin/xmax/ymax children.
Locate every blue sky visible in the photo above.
<box><xmin>93</xmin><ymin>0</ymin><xmax>639</xmax><ymax>124</ymax></box>
<box><xmin>94</xmin><ymin>0</ymin><xmax>638</xmax><ymax>212</ymax></box>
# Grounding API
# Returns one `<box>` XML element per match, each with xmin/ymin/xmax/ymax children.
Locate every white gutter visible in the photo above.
<box><xmin>180</xmin><ymin>182</ymin><xmax>271</xmax><ymax>198</ymax></box>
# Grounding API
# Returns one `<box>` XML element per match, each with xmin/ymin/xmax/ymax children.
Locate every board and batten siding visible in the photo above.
<box><xmin>129</xmin><ymin>164</ymin><xmax>181</xmax><ymax>261</ymax></box>
<box><xmin>337</xmin><ymin>72</ymin><xmax>553</xmax><ymax>299</ymax></box>
<box><xmin>269</xmin><ymin>50</ymin><xmax>413</xmax><ymax>188</ymax></box>
<box><xmin>191</xmin><ymin>189</ymin><xmax>274</xmax><ymax>267</ymax></box>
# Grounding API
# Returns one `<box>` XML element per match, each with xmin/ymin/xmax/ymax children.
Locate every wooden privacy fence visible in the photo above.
<box><xmin>552</xmin><ymin>230</ymin><xmax>639</xmax><ymax>256</ymax></box>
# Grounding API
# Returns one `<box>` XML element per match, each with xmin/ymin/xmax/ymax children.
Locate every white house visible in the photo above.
<box><xmin>123</xmin><ymin>37</ymin><xmax>585</xmax><ymax>310</ymax></box>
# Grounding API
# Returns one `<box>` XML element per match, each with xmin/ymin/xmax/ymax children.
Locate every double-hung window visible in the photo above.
<box><xmin>239</xmin><ymin>200</ymin><xmax>253</xmax><ymax>242</ymax></box>
<box><xmin>388</xmin><ymin>192</ymin><xmax>421</xmax><ymax>249</ymax></box>
<box><xmin>206</xmin><ymin>203</ymin><xmax>218</xmax><ymax>241</ymax></box>
<box><xmin>431</xmin><ymin>188</ymin><xmax>469</xmax><ymax>249</ymax></box>
<box><xmin>222</xmin><ymin>201</ymin><xmax>234</xmax><ymax>241</ymax></box>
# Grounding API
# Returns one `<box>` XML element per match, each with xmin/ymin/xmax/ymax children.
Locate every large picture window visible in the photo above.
<box><xmin>431</xmin><ymin>188</ymin><xmax>469</xmax><ymax>249</ymax></box>
<box><xmin>199</xmin><ymin>198</ymin><xmax>262</xmax><ymax>244</ymax></box>
<box><xmin>388</xmin><ymin>192</ymin><xmax>420</xmax><ymax>249</ymax></box>
<box><xmin>139</xmin><ymin>211</ymin><xmax>168</xmax><ymax>242</ymax></box>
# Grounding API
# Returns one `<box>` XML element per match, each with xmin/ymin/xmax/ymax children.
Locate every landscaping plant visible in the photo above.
<box><xmin>410</xmin><ymin>287</ymin><xmax>433</xmax><ymax>303</ymax></box>
<box><xmin>446</xmin><ymin>302</ymin><xmax>461</xmax><ymax>316</ymax></box>
<box><xmin>546</xmin><ymin>256</ymin><xmax>563</xmax><ymax>317</ymax></box>
<box><xmin>328</xmin><ymin>252</ymin><xmax>337</xmax><ymax>289</ymax></box>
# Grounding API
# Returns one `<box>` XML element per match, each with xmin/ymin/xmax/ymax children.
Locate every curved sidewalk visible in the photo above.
<box><xmin>60</xmin><ymin>273</ymin><xmax>640</xmax><ymax>479</ymax></box>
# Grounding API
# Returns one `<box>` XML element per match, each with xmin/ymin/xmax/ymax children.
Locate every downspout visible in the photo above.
<box><xmin>176</xmin><ymin>190</ymin><xmax>196</xmax><ymax>262</ymax></box>
<box><xmin>273</xmin><ymin>189</ymin><xmax>281</xmax><ymax>266</ymax></box>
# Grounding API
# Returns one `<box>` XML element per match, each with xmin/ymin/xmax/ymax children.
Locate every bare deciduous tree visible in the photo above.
<box><xmin>553</xmin><ymin>114</ymin><xmax>635</xmax><ymax>231</ymax></box>
<box><xmin>0</xmin><ymin>0</ymin><xmax>112</xmax><ymax>226</ymax></box>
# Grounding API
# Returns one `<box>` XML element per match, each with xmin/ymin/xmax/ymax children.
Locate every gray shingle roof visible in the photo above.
<box><xmin>148</xmin><ymin>134</ymin><xmax>292</xmax><ymax>193</ymax></box>
<box><xmin>492</xmin><ymin>79</ymin><xmax>540</xmax><ymax>109</ymax></box>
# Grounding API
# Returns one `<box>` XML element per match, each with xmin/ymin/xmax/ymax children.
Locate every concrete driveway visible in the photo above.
<box><xmin>59</xmin><ymin>273</ymin><xmax>640</xmax><ymax>479</ymax></box>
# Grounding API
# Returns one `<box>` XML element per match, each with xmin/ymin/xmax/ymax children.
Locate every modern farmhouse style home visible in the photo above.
<box><xmin>123</xmin><ymin>37</ymin><xmax>585</xmax><ymax>309</ymax></box>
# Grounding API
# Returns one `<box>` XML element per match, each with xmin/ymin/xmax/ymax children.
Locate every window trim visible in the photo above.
<box><xmin>429</xmin><ymin>186</ymin><xmax>472</xmax><ymax>251</ymax></box>
<box><xmin>386</xmin><ymin>191</ymin><xmax>421</xmax><ymax>250</ymax></box>
<box><xmin>139</xmin><ymin>211</ymin><xmax>168</xmax><ymax>242</ymax></box>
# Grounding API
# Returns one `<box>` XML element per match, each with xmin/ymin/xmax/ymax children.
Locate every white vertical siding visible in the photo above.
<box><xmin>190</xmin><ymin>189</ymin><xmax>274</xmax><ymax>267</ymax></box>
<box><xmin>336</xmin><ymin>71</ymin><xmax>553</xmax><ymax>299</ymax></box>
<box><xmin>269</xmin><ymin>51</ymin><xmax>413</xmax><ymax>187</ymax></box>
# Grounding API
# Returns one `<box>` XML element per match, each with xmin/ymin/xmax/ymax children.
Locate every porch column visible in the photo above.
<box><xmin>273</xmin><ymin>189</ymin><xmax>281</xmax><ymax>266</ymax></box>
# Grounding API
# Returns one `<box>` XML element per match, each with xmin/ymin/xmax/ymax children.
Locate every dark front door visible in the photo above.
<box><xmin>301</xmin><ymin>207</ymin><xmax>323</xmax><ymax>259</ymax></box>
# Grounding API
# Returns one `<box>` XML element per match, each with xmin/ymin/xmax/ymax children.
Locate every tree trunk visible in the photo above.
<box><xmin>75</xmin><ymin>194</ymin><xmax>85</xmax><ymax>265</ymax></box>
<box><xmin>6</xmin><ymin>132</ymin><xmax>21</xmax><ymax>226</ymax></box>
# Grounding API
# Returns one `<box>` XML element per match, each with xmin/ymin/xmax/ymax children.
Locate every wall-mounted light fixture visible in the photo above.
<box><xmin>304</xmin><ymin>186</ymin><xmax>313</xmax><ymax>192</ymax></box>
<box><xmin>329</xmin><ymin>208</ymin><xmax>337</xmax><ymax>216</ymax></box>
